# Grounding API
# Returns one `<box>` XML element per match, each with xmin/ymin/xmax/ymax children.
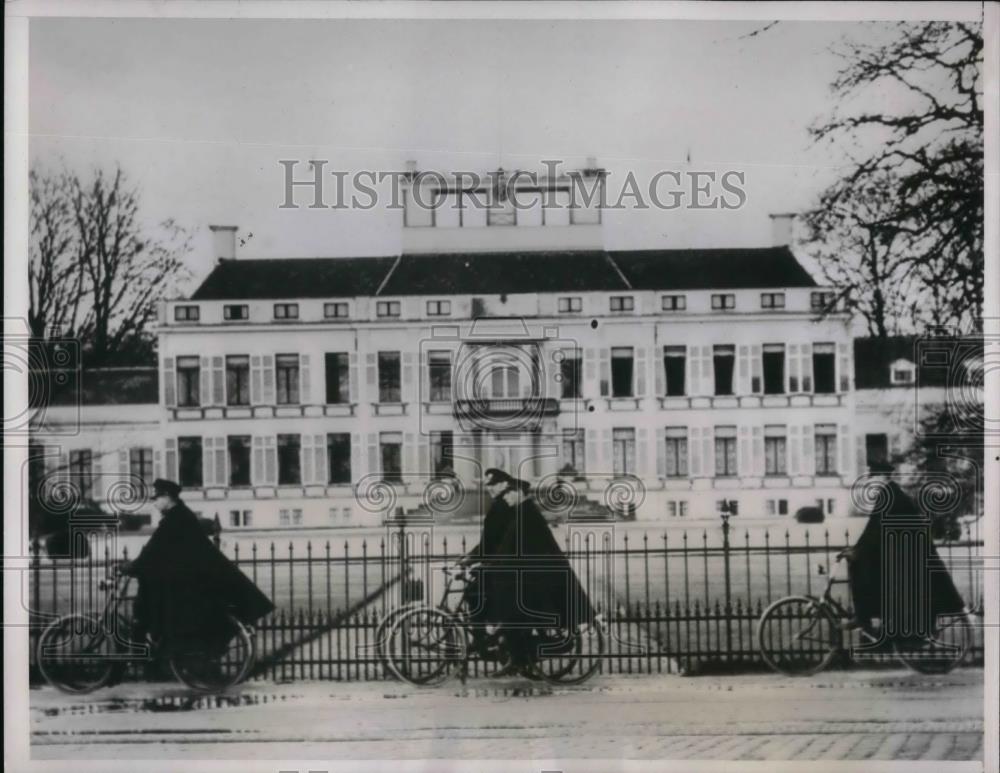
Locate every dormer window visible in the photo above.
<box><xmin>760</xmin><ymin>292</ymin><xmax>785</xmax><ymax>309</ymax></box>
<box><xmin>223</xmin><ymin>304</ymin><xmax>249</xmax><ymax>321</ymax></box>
<box><xmin>427</xmin><ymin>300</ymin><xmax>451</xmax><ymax>317</ymax></box>
<box><xmin>274</xmin><ymin>303</ymin><xmax>299</xmax><ymax>320</ymax></box>
<box><xmin>890</xmin><ymin>359</ymin><xmax>915</xmax><ymax>385</ymax></box>
<box><xmin>811</xmin><ymin>291</ymin><xmax>836</xmax><ymax>312</ymax></box>
<box><xmin>712</xmin><ymin>294</ymin><xmax>736</xmax><ymax>311</ymax></box>
<box><xmin>558</xmin><ymin>297</ymin><xmax>583</xmax><ymax>313</ymax></box>
<box><xmin>324</xmin><ymin>302</ymin><xmax>349</xmax><ymax>319</ymax></box>
<box><xmin>377</xmin><ymin>301</ymin><xmax>401</xmax><ymax>318</ymax></box>
<box><xmin>610</xmin><ymin>296</ymin><xmax>634</xmax><ymax>313</ymax></box>
<box><xmin>174</xmin><ymin>305</ymin><xmax>200</xmax><ymax>322</ymax></box>
<box><xmin>661</xmin><ymin>295</ymin><xmax>686</xmax><ymax>312</ymax></box>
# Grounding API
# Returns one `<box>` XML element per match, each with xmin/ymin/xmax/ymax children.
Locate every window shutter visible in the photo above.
<box><xmin>802</xmin><ymin>424</ymin><xmax>815</xmax><ymax>476</ymax></box>
<box><xmin>635</xmin><ymin>348</ymin><xmax>647</xmax><ymax>397</ymax></box>
<box><xmin>751</xmin><ymin>345</ymin><xmax>762</xmax><ymax>394</ymax></box>
<box><xmin>163</xmin><ymin>357</ymin><xmax>176</xmax><ymax>407</ymax></box>
<box><xmin>689</xmin><ymin>349</ymin><xmax>701</xmax><ymax>396</ymax></box>
<box><xmin>801</xmin><ymin>344</ymin><xmax>813</xmax><ymax>393</ymax></box>
<box><xmin>702</xmin><ymin>426</ymin><xmax>714</xmax><ymax>477</ymax></box>
<box><xmin>688</xmin><ymin>427</ymin><xmax>701</xmax><ymax>476</ymax></box>
<box><xmin>547</xmin><ymin>348</ymin><xmax>561</xmax><ymax>400</ymax></box>
<box><xmin>199</xmin><ymin>356</ymin><xmax>211</xmax><ymax>406</ymax></box>
<box><xmin>838</xmin><ymin>343</ymin><xmax>851</xmax><ymax>392</ymax></box>
<box><xmin>313</xmin><ymin>434</ymin><xmax>325</xmax><ymax>485</ymax></box>
<box><xmin>118</xmin><ymin>449</ymin><xmax>129</xmax><ymax>482</ymax></box>
<box><xmin>739</xmin><ymin>426</ymin><xmax>751</xmax><ymax>476</ymax></box>
<box><xmin>601</xmin><ymin>429</ymin><xmax>612</xmax><ymax>472</ymax></box>
<box><xmin>856</xmin><ymin>434</ymin><xmax>867</xmax><ymax>472</ymax></box>
<box><xmin>91</xmin><ymin>454</ymin><xmax>105</xmax><ymax>500</ymax></box>
<box><xmin>788</xmin><ymin>344</ymin><xmax>800</xmax><ymax>393</ymax></box>
<box><xmin>300</xmin><ymin>355</ymin><xmax>311</xmax><ymax>404</ymax></box>
<box><xmin>250</xmin><ymin>356</ymin><xmax>263</xmax><ymax>404</ymax></box>
<box><xmin>637</xmin><ymin>427</ymin><xmax>649</xmax><ymax>475</ymax></box>
<box><xmin>264</xmin><ymin>437</ymin><xmax>277</xmax><ymax>484</ymax></box>
<box><xmin>789</xmin><ymin>425</ymin><xmax>801</xmax><ymax>475</ymax></box>
<box><xmin>164</xmin><ymin>439</ymin><xmax>177</xmax><ymax>481</ymax></box>
<box><xmin>584</xmin><ymin>348</ymin><xmax>596</xmax><ymax>392</ymax></box>
<box><xmin>302</xmin><ymin>435</ymin><xmax>315</xmax><ymax>484</ymax></box>
<box><xmin>203</xmin><ymin>437</ymin><xmax>215</xmax><ymax>487</ymax></box>
<box><xmin>366</xmin><ymin>354</ymin><xmax>377</xmax><ymax>401</ymax></box>
<box><xmin>418</xmin><ymin>433</ymin><xmax>430</xmax><ymax>476</ymax></box>
<box><xmin>752</xmin><ymin>426</ymin><xmax>764</xmax><ymax>476</ymax></box>
<box><xmin>213</xmin><ymin>437</ymin><xmax>226</xmax><ymax>486</ymax></box>
<box><xmin>656</xmin><ymin>428</ymin><xmax>666</xmax><ymax>477</ymax></box>
<box><xmin>654</xmin><ymin>347</ymin><xmax>665</xmax><ymax>396</ymax></box>
<box><xmin>211</xmin><ymin>357</ymin><xmax>224</xmax><ymax>405</ymax></box>
<box><xmin>154</xmin><ymin>449</ymin><xmax>163</xmax><ymax>483</ymax></box>
<box><xmin>598</xmin><ymin>348</ymin><xmax>610</xmax><ymax>397</ymax></box>
<box><xmin>841</xmin><ymin>425</ymin><xmax>853</xmax><ymax>476</ymax></box>
<box><xmin>252</xmin><ymin>436</ymin><xmax>264</xmax><ymax>483</ymax></box>
<box><xmin>403</xmin><ymin>352</ymin><xmax>415</xmax><ymax>403</ymax></box>
<box><xmin>367</xmin><ymin>434</ymin><xmax>378</xmax><ymax>477</ymax></box>
<box><xmin>262</xmin><ymin>355</ymin><xmax>275</xmax><ymax>404</ymax></box>
<box><xmin>701</xmin><ymin>346</ymin><xmax>714</xmax><ymax>397</ymax></box>
<box><xmin>737</xmin><ymin>346</ymin><xmax>750</xmax><ymax>395</ymax></box>
<box><xmin>404</xmin><ymin>432</ymin><xmax>415</xmax><ymax>474</ymax></box>
<box><xmin>586</xmin><ymin>429</ymin><xmax>599</xmax><ymax>471</ymax></box>
<box><xmin>349</xmin><ymin>352</ymin><xmax>359</xmax><ymax>403</ymax></box>
<box><xmin>350</xmin><ymin>433</ymin><xmax>363</xmax><ymax>484</ymax></box>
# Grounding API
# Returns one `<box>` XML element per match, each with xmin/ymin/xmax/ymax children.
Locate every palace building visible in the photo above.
<box><xmin>31</xmin><ymin>165</ymin><xmax>861</xmax><ymax>528</ymax></box>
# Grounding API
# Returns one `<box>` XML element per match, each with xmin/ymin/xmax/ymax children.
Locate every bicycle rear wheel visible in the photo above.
<box><xmin>384</xmin><ymin>606</ymin><xmax>465</xmax><ymax>686</ymax></box>
<box><xmin>527</xmin><ymin>621</ymin><xmax>605</xmax><ymax>685</ymax></box>
<box><xmin>37</xmin><ymin>614</ymin><xmax>119</xmax><ymax>694</ymax></box>
<box><xmin>894</xmin><ymin>612</ymin><xmax>973</xmax><ymax>675</ymax></box>
<box><xmin>757</xmin><ymin>596</ymin><xmax>841</xmax><ymax>676</ymax></box>
<box><xmin>169</xmin><ymin>614</ymin><xmax>255</xmax><ymax>692</ymax></box>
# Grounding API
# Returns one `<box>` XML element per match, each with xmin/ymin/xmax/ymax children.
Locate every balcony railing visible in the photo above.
<box><xmin>452</xmin><ymin>397</ymin><xmax>559</xmax><ymax>417</ymax></box>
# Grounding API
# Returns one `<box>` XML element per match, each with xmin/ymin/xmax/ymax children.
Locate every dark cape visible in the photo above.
<box><xmin>464</xmin><ymin>493</ymin><xmax>513</xmax><ymax>625</ymax></box>
<box><xmin>849</xmin><ymin>480</ymin><xmax>965</xmax><ymax>638</ymax></box>
<box><xmin>488</xmin><ymin>496</ymin><xmax>595</xmax><ymax>632</ymax></box>
<box><xmin>128</xmin><ymin>500</ymin><xmax>274</xmax><ymax>652</ymax></box>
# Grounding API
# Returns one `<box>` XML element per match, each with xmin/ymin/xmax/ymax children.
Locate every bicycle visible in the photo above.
<box><xmin>381</xmin><ymin>563</ymin><xmax>605</xmax><ymax>686</ymax></box>
<box><xmin>36</xmin><ymin>567</ymin><xmax>256</xmax><ymax>694</ymax></box>
<box><xmin>756</xmin><ymin>551</ymin><xmax>973</xmax><ymax>677</ymax></box>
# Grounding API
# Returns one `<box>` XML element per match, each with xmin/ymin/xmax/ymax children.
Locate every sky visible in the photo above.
<box><xmin>28</xmin><ymin>18</ymin><xmax>916</xmax><ymax>292</ymax></box>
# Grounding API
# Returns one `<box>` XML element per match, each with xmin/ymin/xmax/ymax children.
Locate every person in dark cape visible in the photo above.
<box><xmin>492</xmin><ymin>478</ymin><xmax>596</xmax><ymax>669</ymax></box>
<box><xmin>843</xmin><ymin>463</ymin><xmax>965</xmax><ymax>645</ymax></box>
<box><xmin>123</xmin><ymin>479</ymin><xmax>274</xmax><ymax>655</ymax></box>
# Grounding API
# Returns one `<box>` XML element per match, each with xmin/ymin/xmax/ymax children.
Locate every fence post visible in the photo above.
<box><xmin>720</xmin><ymin>502</ymin><xmax>734</xmax><ymax>659</ymax></box>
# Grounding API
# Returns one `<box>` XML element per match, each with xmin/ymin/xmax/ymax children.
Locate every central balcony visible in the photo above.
<box><xmin>452</xmin><ymin>397</ymin><xmax>559</xmax><ymax>431</ymax></box>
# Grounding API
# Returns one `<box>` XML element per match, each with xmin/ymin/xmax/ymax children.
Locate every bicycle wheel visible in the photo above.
<box><xmin>384</xmin><ymin>606</ymin><xmax>465</xmax><ymax>686</ymax></box>
<box><xmin>894</xmin><ymin>612</ymin><xmax>973</xmax><ymax>675</ymax></box>
<box><xmin>526</xmin><ymin>621</ymin><xmax>605</xmax><ymax>686</ymax></box>
<box><xmin>37</xmin><ymin>614</ymin><xmax>119</xmax><ymax>694</ymax></box>
<box><xmin>169</xmin><ymin>614</ymin><xmax>254</xmax><ymax>693</ymax></box>
<box><xmin>757</xmin><ymin>596</ymin><xmax>841</xmax><ymax>676</ymax></box>
<box><xmin>375</xmin><ymin>604</ymin><xmax>420</xmax><ymax>680</ymax></box>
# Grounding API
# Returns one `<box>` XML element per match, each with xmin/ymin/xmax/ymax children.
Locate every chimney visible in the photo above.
<box><xmin>209</xmin><ymin>225</ymin><xmax>237</xmax><ymax>262</ymax></box>
<box><xmin>769</xmin><ymin>213</ymin><xmax>796</xmax><ymax>247</ymax></box>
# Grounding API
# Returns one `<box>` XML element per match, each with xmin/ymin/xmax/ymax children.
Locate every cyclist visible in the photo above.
<box><xmin>121</xmin><ymin>479</ymin><xmax>274</xmax><ymax>660</ymax></box>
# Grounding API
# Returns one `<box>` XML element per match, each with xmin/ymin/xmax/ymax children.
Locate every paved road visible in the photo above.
<box><xmin>30</xmin><ymin>668</ymin><xmax>984</xmax><ymax>761</ymax></box>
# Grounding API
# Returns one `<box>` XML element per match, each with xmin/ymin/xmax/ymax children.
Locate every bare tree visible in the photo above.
<box><xmin>807</xmin><ymin>22</ymin><xmax>983</xmax><ymax>335</ymax></box>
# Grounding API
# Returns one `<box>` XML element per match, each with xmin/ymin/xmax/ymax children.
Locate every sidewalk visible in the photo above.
<box><xmin>30</xmin><ymin>668</ymin><xmax>985</xmax><ymax>761</ymax></box>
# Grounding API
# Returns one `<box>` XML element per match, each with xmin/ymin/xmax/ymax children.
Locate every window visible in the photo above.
<box><xmin>178</xmin><ymin>437</ymin><xmax>203</xmax><ymax>487</ymax></box>
<box><xmin>558</xmin><ymin>297</ymin><xmax>583</xmax><ymax>313</ymax></box>
<box><xmin>69</xmin><ymin>449</ymin><xmax>93</xmax><ymax>498</ymax></box>
<box><xmin>223</xmin><ymin>304</ymin><xmax>249</xmax><ymax>321</ymax></box>
<box><xmin>380</xmin><ymin>432</ymin><xmax>402</xmax><ymax>483</ymax></box>
<box><xmin>813</xmin><ymin>343</ymin><xmax>836</xmax><ymax>394</ymax></box>
<box><xmin>490</xmin><ymin>365</ymin><xmax>520</xmax><ymax>398</ymax></box>
<box><xmin>227</xmin><ymin>435</ymin><xmax>251</xmax><ymax>486</ymax></box>
<box><xmin>664</xmin><ymin>427</ymin><xmax>688</xmax><ymax>478</ymax></box>
<box><xmin>764</xmin><ymin>426</ymin><xmax>787</xmax><ymax>476</ymax></box>
<box><xmin>663</xmin><ymin>346</ymin><xmax>686</xmax><ymax>397</ymax></box>
<box><xmin>274</xmin><ymin>303</ymin><xmax>299</xmax><ymax>320</ymax></box>
<box><xmin>762</xmin><ymin>344</ymin><xmax>785</xmax><ymax>394</ymax></box>
<box><xmin>426</xmin><ymin>300</ymin><xmax>451</xmax><ymax>317</ymax></box>
<box><xmin>714</xmin><ymin>426</ymin><xmax>737</xmax><ymax>477</ymax></box>
<box><xmin>327</xmin><ymin>433</ymin><xmax>351</xmax><ymax>485</ymax></box>
<box><xmin>431</xmin><ymin>431</ymin><xmax>454</xmax><ymax>477</ymax></box>
<box><xmin>612</xmin><ymin>428</ymin><xmax>636</xmax><ymax>477</ymax></box>
<box><xmin>815</xmin><ymin>424</ymin><xmax>838</xmax><ymax>476</ymax></box>
<box><xmin>760</xmin><ymin>292</ymin><xmax>785</xmax><ymax>309</ymax></box>
<box><xmin>611</xmin><ymin>347</ymin><xmax>634</xmax><ymax>397</ymax></box>
<box><xmin>176</xmin><ymin>356</ymin><xmax>200</xmax><ymax>407</ymax></box>
<box><xmin>661</xmin><ymin>295</ymin><xmax>686</xmax><ymax>312</ymax></box>
<box><xmin>378</xmin><ymin>351</ymin><xmax>401</xmax><ymax>402</ymax></box>
<box><xmin>229</xmin><ymin>509</ymin><xmax>252</xmax><ymax>527</ymax></box>
<box><xmin>488</xmin><ymin>197</ymin><xmax>516</xmax><ymax>226</ymax></box>
<box><xmin>174</xmin><ymin>305</ymin><xmax>199</xmax><ymax>322</ymax></box>
<box><xmin>560</xmin><ymin>349</ymin><xmax>582</xmax><ymax>399</ymax></box>
<box><xmin>277</xmin><ymin>434</ymin><xmax>301</xmax><ymax>485</ymax></box>
<box><xmin>377</xmin><ymin>301</ymin><xmax>401</xmax><ymax>318</ymax></box>
<box><xmin>716</xmin><ymin>500</ymin><xmax>739</xmax><ymax>516</ymax></box>
<box><xmin>810</xmin><ymin>291</ymin><xmax>836</xmax><ymax>313</ymax></box>
<box><xmin>667</xmin><ymin>501</ymin><xmax>689</xmax><ymax>517</ymax></box>
<box><xmin>324</xmin><ymin>302</ymin><xmax>349</xmax><ymax>319</ymax></box>
<box><xmin>891</xmin><ymin>360</ymin><xmax>915</xmax><ymax>385</ymax></box>
<box><xmin>275</xmin><ymin>354</ymin><xmax>300</xmax><ymax>405</ymax></box>
<box><xmin>610</xmin><ymin>296</ymin><xmax>635</xmax><ymax>312</ymax></box>
<box><xmin>865</xmin><ymin>434</ymin><xmax>889</xmax><ymax>468</ymax></box>
<box><xmin>766</xmin><ymin>499</ymin><xmax>789</xmax><ymax>516</ymax></box>
<box><xmin>561</xmin><ymin>429</ymin><xmax>585</xmax><ymax>476</ymax></box>
<box><xmin>713</xmin><ymin>345</ymin><xmax>736</xmax><ymax>396</ymax></box>
<box><xmin>428</xmin><ymin>351</ymin><xmax>452</xmax><ymax>402</ymax></box>
<box><xmin>129</xmin><ymin>448</ymin><xmax>153</xmax><ymax>497</ymax></box>
<box><xmin>279</xmin><ymin>508</ymin><xmax>303</xmax><ymax>526</ymax></box>
<box><xmin>325</xmin><ymin>352</ymin><xmax>350</xmax><ymax>404</ymax></box>
<box><xmin>711</xmin><ymin>294</ymin><xmax>735</xmax><ymax>310</ymax></box>
<box><xmin>226</xmin><ymin>355</ymin><xmax>250</xmax><ymax>406</ymax></box>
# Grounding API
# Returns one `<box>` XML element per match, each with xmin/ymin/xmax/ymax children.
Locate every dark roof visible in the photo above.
<box><xmin>188</xmin><ymin>247</ymin><xmax>817</xmax><ymax>299</ymax></box>
<box><xmin>613</xmin><ymin>247</ymin><xmax>816</xmax><ymax>290</ymax></box>
<box><xmin>191</xmin><ymin>256</ymin><xmax>399</xmax><ymax>300</ymax></box>
<box><xmin>380</xmin><ymin>251</ymin><xmax>628</xmax><ymax>296</ymax></box>
<box><xmin>853</xmin><ymin>336</ymin><xmax>982</xmax><ymax>389</ymax></box>
<box><xmin>40</xmin><ymin>368</ymin><xmax>159</xmax><ymax>407</ymax></box>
